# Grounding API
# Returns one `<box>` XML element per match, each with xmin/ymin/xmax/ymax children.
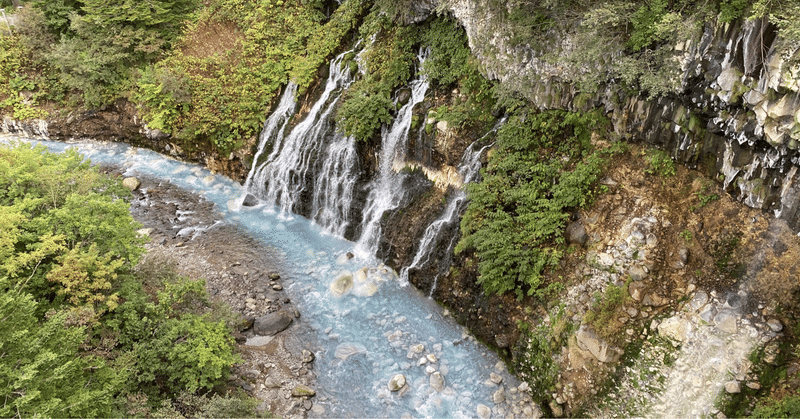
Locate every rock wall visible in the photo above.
<box><xmin>445</xmin><ymin>1</ymin><xmax>800</xmax><ymax>230</ymax></box>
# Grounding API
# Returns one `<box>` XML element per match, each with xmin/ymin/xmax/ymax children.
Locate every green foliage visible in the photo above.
<box><xmin>0</xmin><ymin>142</ymin><xmax>144</xmax><ymax>314</ymax></box>
<box><xmin>583</xmin><ymin>281</ymin><xmax>631</xmax><ymax>343</ymax></box>
<box><xmin>679</xmin><ymin>229</ymin><xmax>693</xmax><ymax>242</ymax></box>
<box><xmin>515</xmin><ymin>322</ymin><xmax>559</xmax><ymax>404</ymax></box>
<box><xmin>337</xmin><ymin>12</ymin><xmax>418</xmax><ymax>141</ymax></box>
<box><xmin>420</xmin><ymin>16</ymin><xmax>496</xmax><ymax>130</ymax></box>
<box><xmin>41</xmin><ymin>0</ymin><xmax>199</xmax><ymax>108</ymax></box>
<box><xmin>628</xmin><ymin>0</ymin><xmax>673</xmax><ymax>51</ymax></box>
<box><xmin>0</xmin><ymin>143</ymin><xmax>248</xmax><ymax>415</ymax></box>
<box><xmin>751</xmin><ymin>394</ymin><xmax>800</xmax><ymax>418</ymax></box>
<box><xmin>644</xmin><ymin>149</ymin><xmax>676</xmax><ymax>177</ymax></box>
<box><xmin>456</xmin><ymin>109</ymin><xmax>611</xmax><ymax>299</ymax></box>
<box><xmin>0</xmin><ymin>35</ymin><xmax>51</xmax><ymax>119</ymax></box>
<box><xmin>718</xmin><ymin>0</ymin><xmax>750</xmax><ymax>22</ymax></box>
<box><xmin>0</xmin><ymin>283</ymin><xmax>123</xmax><ymax>418</ymax></box>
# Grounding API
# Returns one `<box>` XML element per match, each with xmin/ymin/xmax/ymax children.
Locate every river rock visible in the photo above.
<box><xmin>334</xmin><ymin>343</ymin><xmax>367</xmax><ymax>360</ymax></box>
<box><xmin>330</xmin><ymin>274</ymin><xmax>353</xmax><ymax>297</ymax></box>
<box><xmin>492</xmin><ymin>387</ymin><xmax>505</xmax><ymax>404</ymax></box>
<box><xmin>254</xmin><ymin>311</ymin><xmax>293</xmax><ymax>336</ymax></box>
<box><xmin>388</xmin><ymin>374</ymin><xmax>406</xmax><ymax>391</ymax></box>
<box><xmin>242</xmin><ymin>193</ymin><xmax>259</xmax><ymax>206</ymax></box>
<box><xmin>490</xmin><ymin>372</ymin><xmax>503</xmax><ymax>384</ymax></box>
<box><xmin>292</xmin><ymin>385</ymin><xmax>316</xmax><ymax>397</ymax></box>
<box><xmin>477</xmin><ymin>403</ymin><xmax>492</xmax><ymax>419</ymax></box>
<box><xmin>430</xmin><ymin>371</ymin><xmax>446</xmax><ymax>392</ymax></box>
<box><xmin>302</xmin><ymin>349</ymin><xmax>315</xmax><ymax>363</ymax></box>
<box><xmin>122</xmin><ymin>177</ymin><xmax>141</xmax><ymax>191</ymax></box>
<box><xmin>575</xmin><ymin>325</ymin><xmax>624</xmax><ymax>363</ymax></box>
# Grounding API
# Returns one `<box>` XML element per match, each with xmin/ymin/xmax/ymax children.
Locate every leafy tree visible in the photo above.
<box><xmin>0</xmin><ymin>284</ymin><xmax>124</xmax><ymax>418</ymax></box>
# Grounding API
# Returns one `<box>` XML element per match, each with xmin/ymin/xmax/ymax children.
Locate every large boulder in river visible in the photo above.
<box><xmin>330</xmin><ymin>273</ymin><xmax>353</xmax><ymax>297</ymax></box>
<box><xmin>253</xmin><ymin>310</ymin><xmax>293</xmax><ymax>336</ymax></box>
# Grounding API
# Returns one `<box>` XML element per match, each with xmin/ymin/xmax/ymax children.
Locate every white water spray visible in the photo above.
<box><xmin>248</xmin><ymin>50</ymin><xmax>357</xmax><ymax>221</ymax></box>
<box><xmin>354</xmin><ymin>48</ymin><xmax>430</xmax><ymax>258</ymax></box>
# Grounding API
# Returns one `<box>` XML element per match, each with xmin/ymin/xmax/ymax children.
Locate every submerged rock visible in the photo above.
<box><xmin>388</xmin><ymin>374</ymin><xmax>406</xmax><ymax>391</ymax></box>
<box><xmin>430</xmin><ymin>371</ymin><xmax>446</xmax><ymax>392</ymax></box>
<box><xmin>330</xmin><ymin>273</ymin><xmax>354</xmax><ymax>297</ymax></box>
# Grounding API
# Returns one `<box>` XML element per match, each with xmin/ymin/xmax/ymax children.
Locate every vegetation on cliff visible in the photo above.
<box><xmin>0</xmin><ymin>142</ymin><xmax>259</xmax><ymax>417</ymax></box>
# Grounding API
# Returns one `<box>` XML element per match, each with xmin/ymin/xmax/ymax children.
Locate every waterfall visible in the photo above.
<box><xmin>241</xmin><ymin>82</ymin><xmax>298</xmax><ymax>193</ymax></box>
<box><xmin>398</xmin><ymin>120</ymin><xmax>504</xmax><ymax>292</ymax></box>
<box><xmin>354</xmin><ymin>48</ymin><xmax>430</xmax><ymax>258</ymax></box>
<box><xmin>247</xmin><ymin>49</ymin><xmax>357</xmax><ymax>229</ymax></box>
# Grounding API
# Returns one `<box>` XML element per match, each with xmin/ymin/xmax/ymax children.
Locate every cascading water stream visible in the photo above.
<box><xmin>354</xmin><ymin>48</ymin><xmax>430</xmax><ymax>259</ymax></box>
<box><xmin>241</xmin><ymin>82</ymin><xmax>298</xmax><ymax>193</ymax></box>
<box><xmin>248</xmin><ymin>49</ymin><xmax>357</xmax><ymax>226</ymax></box>
<box><xmin>398</xmin><ymin>123</ymin><xmax>500</xmax><ymax>292</ymax></box>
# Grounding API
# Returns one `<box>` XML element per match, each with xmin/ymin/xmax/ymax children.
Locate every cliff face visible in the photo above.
<box><xmin>444</xmin><ymin>1</ymin><xmax>800</xmax><ymax>230</ymax></box>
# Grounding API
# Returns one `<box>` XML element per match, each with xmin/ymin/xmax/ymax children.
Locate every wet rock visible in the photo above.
<box><xmin>490</xmin><ymin>372</ymin><xmax>503</xmax><ymax>384</ymax></box>
<box><xmin>566</xmin><ymin>221</ymin><xmax>588</xmax><ymax>246</ymax></box>
<box><xmin>388</xmin><ymin>374</ymin><xmax>406</xmax><ymax>391</ymax></box>
<box><xmin>430</xmin><ymin>371</ymin><xmax>446</xmax><ymax>392</ymax></box>
<box><xmin>242</xmin><ymin>193</ymin><xmax>259</xmax><ymax>207</ymax></box>
<box><xmin>575</xmin><ymin>325</ymin><xmax>624</xmax><ymax>363</ymax></box>
<box><xmin>302</xmin><ymin>349</ymin><xmax>315</xmax><ymax>363</ymax></box>
<box><xmin>253</xmin><ymin>310</ymin><xmax>293</xmax><ymax>336</ymax></box>
<box><xmin>492</xmin><ymin>387</ymin><xmax>505</xmax><ymax>404</ymax></box>
<box><xmin>330</xmin><ymin>274</ymin><xmax>353</xmax><ymax>297</ymax></box>
<box><xmin>292</xmin><ymin>385</ymin><xmax>316</xmax><ymax>397</ymax></box>
<box><xmin>123</xmin><ymin>177</ymin><xmax>141</xmax><ymax>191</ymax></box>
<box><xmin>477</xmin><ymin>403</ymin><xmax>492</xmax><ymax>419</ymax></box>
<box><xmin>334</xmin><ymin>343</ymin><xmax>367</xmax><ymax>360</ymax></box>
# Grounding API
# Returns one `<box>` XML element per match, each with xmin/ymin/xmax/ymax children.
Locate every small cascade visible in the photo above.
<box><xmin>398</xmin><ymin>140</ymin><xmax>494</xmax><ymax>291</ymax></box>
<box><xmin>241</xmin><ymin>82</ymin><xmax>298</xmax><ymax>193</ymax></box>
<box><xmin>248</xmin><ymin>50</ymin><xmax>357</xmax><ymax>226</ymax></box>
<box><xmin>398</xmin><ymin>119</ymin><xmax>504</xmax><ymax>292</ymax></box>
<box><xmin>354</xmin><ymin>48</ymin><xmax>430</xmax><ymax>258</ymax></box>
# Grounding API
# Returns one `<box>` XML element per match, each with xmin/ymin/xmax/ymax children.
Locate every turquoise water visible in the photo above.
<box><xmin>6</xmin><ymin>137</ymin><xmax>523</xmax><ymax>418</ymax></box>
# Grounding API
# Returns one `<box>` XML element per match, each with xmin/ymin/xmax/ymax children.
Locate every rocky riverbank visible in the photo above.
<box><xmin>124</xmin><ymin>174</ymin><xmax>319</xmax><ymax>419</ymax></box>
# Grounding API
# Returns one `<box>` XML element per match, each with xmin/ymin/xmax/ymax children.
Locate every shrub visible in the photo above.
<box><xmin>456</xmin><ymin>109</ymin><xmax>611</xmax><ymax>299</ymax></box>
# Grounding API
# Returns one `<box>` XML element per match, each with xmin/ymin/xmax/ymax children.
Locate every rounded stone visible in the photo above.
<box><xmin>122</xmin><ymin>177</ymin><xmax>141</xmax><ymax>191</ymax></box>
<box><xmin>430</xmin><ymin>371</ymin><xmax>446</xmax><ymax>392</ymax></box>
<box><xmin>388</xmin><ymin>374</ymin><xmax>406</xmax><ymax>392</ymax></box>
<box><xmin>477</xmin><ymin>404</ymin><xmax>492</xmax><ymax>419</ymax></box>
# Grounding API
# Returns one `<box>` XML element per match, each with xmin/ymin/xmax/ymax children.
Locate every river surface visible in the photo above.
<box><xmin>4</xmin><ymin>136</ymin><xmax>533</xmax><ymax>419</ymax></box>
